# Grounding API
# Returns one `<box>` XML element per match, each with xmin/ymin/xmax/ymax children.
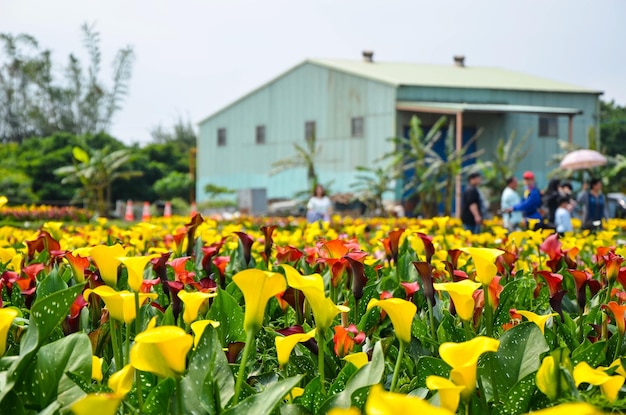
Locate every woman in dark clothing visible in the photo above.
<box><xmin>542</xmin><ymin>178</ymin><xmax>561</xmax><ymax>225</ymax></box>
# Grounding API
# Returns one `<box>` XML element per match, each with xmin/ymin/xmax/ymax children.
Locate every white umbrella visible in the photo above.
<box><xmin>560</xmin><ymin>149</ymin><xmax>607</xmax><ymax>170</ymax></box>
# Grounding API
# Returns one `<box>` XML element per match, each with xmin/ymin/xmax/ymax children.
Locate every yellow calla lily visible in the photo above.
<box><xmin>0</xmin><ymin>247</ymin><xmax>16</xmax><ymax>264</ymax></box>
<box><xmin>70</xmin><ymin>393</ymin><xmax>123</xmax><ymax>415</ymax></box>
<box><xmin>83</xmin><ymin>286</ymin><xmax>157</xmax><ymax>324</ymax></box>
<box><xmin>275</xmin><ymin>329</ymin><xmax>316</xmax><ymax>368</ymax></box>
<box><xmin>328</xmin><ymin>408</ymin><xmax>361</xmax><ymax>415</ymax></box>
<box><xmin>190</xmin><ymin>319</ymin><xmax>221</xmax><ymax>348</ymax></box>
<box><xmin>517</xmin><ymin>310</ymin><xmax>558</xmax><ymax>335</ymax></box>
<box><xmin>366</xmin><ymin>298</ymin><xmax>416</xmax><ymax>345</ymax></box>
<box><xmin>573</xmin><ymin>361</ymin><xmax>625</xmax><ymax>403</ymax></box>
<box><xmin>607</xmin><ymin>359</ymin><xmax>626</xmax><ymax>377</ymax></box>
<box><xmin>90</xmin><ymin>244</ymin><xmax>126</xmax><ymax>287</ymax></box>
<box><xmin>365</xmin><ymin>384</ymin><xmax>454</xmax><ymax>415</ymax></box>
<box><xmin>0</xmin><ymin>195</ymin><xmax>7</xmax><ymax>209</ymax></box>
<box><xmin>107</xmin><ymin>364</ymin><xmax>134</xmax><ymax>396</ymax></box>
<box><xmin>433</xmin><ymin>280</ymin><xmax>482</xmax><ymax>322</ymax></box>
<box><xmin>460</xmin><ymin>247</ymin><xmax>503</xmax><ymax>285</ymax></box>
<box><xmin>178</xmin><ymin>291</ymin><xmax>218</xmax><ymax>325</ymax></box>
<box><xmin>0</xmin><ymin>307</ymin><xmax>18</xmax><ymax>356</ymax></box>
<box><xmin>91</xmin><ymin>356</ymin><xmax>104</xmax><ymax>382</ymax></box>
<box><xmin>232</xmin><ymin>269</ymin><xmax>286</xmax><ymax>335</ymax></box>
<box><xmin>287</xmin><ymin>387</ymin><xmax>305</xmax><ymax>401</ymax></box>
<box><xmin>344</xmin><ymin>352</ymin><xmax>369</xmax><ymax>369</ymax></box>
<box><xmin>439</xmin><ymin>336</ymin><xmax>500</xmax><ymax>400</ymax></box>
<box><xmin>536</xmin><ymin>355</ymin><xmax>557</xmax><ymax>401</ymax></box>
<box><xmin>521</xmin><ymin>402</ymin><xmax>604</xmax><ymax>415</ymax></box>
<box><xmin>130</xmin><ymin>326</ymin><xmax>193</xmax><ymax>378</ymax></box>
<box><xmin>426</xmin><ymin>375</ymin><xmax>465</xmax><ymax>413</ymax></box>
<box><xmin>282</xmin><ymin>264</ymin><xmax>349</xmax><ymax>333</ymax></box>
<box><xmin>117</xmin><ymin>255</ymin><xmax>158</xmax><ymax>292</ymax></box>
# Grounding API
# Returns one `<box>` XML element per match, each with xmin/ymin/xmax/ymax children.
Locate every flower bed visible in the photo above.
<box><xmin>0</xmin><ymin>214</ymin><xmax>625</xmax><ymax>414</ymax></box>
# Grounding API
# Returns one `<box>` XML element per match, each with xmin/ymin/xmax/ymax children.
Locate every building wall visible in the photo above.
<box><xmin>397</xmin><ymin>86</ymin><xmax>600</xmax><ymax>188</ymax></box>
<box><xmin>197</xmin><ymin>63</ymin><xmax>397</xmax><ymax>202</ymax></box>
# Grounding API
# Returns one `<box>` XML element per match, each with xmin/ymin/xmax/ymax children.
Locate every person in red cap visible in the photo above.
<box><xmin>505</xmin><ymin>171</ymin><xmax>543</xmax><ymax>224</ymax></box>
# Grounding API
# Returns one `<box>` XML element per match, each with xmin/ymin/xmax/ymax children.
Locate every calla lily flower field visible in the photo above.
<box><xmin>1</xmin><ymin>212</ymin><xmax>626</xmax><ymax>415</ymax></box>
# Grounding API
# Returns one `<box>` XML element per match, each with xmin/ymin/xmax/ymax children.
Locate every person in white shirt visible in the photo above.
<box><xmin>306</xmin><ymin>184</ymin><xmax>332</xmax><ymax>223</ymax></box>
<box><xmin>500</xmin><ymin>176</ymin><xmax>523</xmax><ymax>231</ymax></box>
<box><xmin>555</xmin><ymin>195</ymin><xmax>574</xmax><ymax>234</ymax></box>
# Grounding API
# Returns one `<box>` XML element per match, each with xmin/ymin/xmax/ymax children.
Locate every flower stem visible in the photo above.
<box><xmin>317</xmin><ymin>329</ymin><xmax>327</xmax><ymax>394</ymax></box>
<box><xmin>427</xmin><ymin>299</ymin><xmax>438</xmax><ymax>348</ymax></box>
<box><xmin>463</xmin><ymin>319</ymin><xmax>474</xmax><ymax>340</ymax></box>
<box><xmin>390</xmin><ymin>341</ymin><xmax>406</xmax><ymax>392</ymax></box>
<box><xmin>604</xmin><ymin>279</ymin><xmax>614</xmax><ymax>305</ymax></box>
<box><xmin>484</xmin><ymin>285</ymin><xmax>494</xmax><ymax>337</ymax></box>
<box><xmin>175</xmin><ymin>376</ymin><xmax>184</xmax><ymax>415</ymax></box>
<box><xmin>614</xmin><ymin>331</ymin><xmax>623</xmax><ymax>362</ymax></box>
<box><xmin>233</xmin><ymin>330</ymin><xmax>256</xmax><ymax>404</ymax></box>
<box><xmin>124</xmin><ymin>323</ymin><xmax>131</xmax><ymax>364</ymax></box>
<box><xmin>578</xmin><ymin>308</ymin><xmax>585</xmax><ymax>344</ymax></box>
<box><xmin>109</xmin><ymin>319</ymin><xmax>123</xmax><ymax>369</ymax></box>
<box><xmin>134</xmin><ymin>292</ymin><xmax>142</xmax><ymax>335</ymax></box>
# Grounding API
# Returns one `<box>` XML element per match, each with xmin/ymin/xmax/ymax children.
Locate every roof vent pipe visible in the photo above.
<box><xmin>362</xmin><ymin>50</ymin><xmax>374</xmax><ymax>63</ymax></box>
<box><xmin>454</xmin><ymin>55</ymin><xmax>465</xmax><ymax>67</ymax></box>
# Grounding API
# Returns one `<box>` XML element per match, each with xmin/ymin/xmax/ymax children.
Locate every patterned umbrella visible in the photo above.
<box><xmin>560</xmin><ymin>149</ymin><xmax>607</xmax><ymax>170</ymax></box>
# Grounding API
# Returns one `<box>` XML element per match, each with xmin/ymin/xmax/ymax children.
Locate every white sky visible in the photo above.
<box><xmin>2</xmin><ymin>0</ymin><xmax>624</xmax><ymax>144</ymax></box>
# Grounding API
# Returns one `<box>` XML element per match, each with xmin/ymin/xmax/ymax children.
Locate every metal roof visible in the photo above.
<box><xmin>310</xmin><ymin>58</ymin><xmax>602</xmax><ymax>94</ymax></box>
<box><xmin>396</xmin><ymin>101</ymin><xmax>584</xmax><ymax>115</ymax></box>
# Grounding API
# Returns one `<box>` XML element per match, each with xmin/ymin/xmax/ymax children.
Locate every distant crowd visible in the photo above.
<box><xmin>462</xmin><ymin>171</ymin><xmax>608</xmax><ymax>234</ymax></box>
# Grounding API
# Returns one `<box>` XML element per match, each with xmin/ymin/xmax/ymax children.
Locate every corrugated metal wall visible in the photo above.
<box><xmin>197</xmin><ymin>63</ymin><xmax>397</xmax><ymax>201</ymax></box>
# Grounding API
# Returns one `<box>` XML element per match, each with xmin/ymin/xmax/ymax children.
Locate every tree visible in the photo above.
<box><xmin>350</xmin><ymin>166</ymin><xmax>395</xmax><ymax>216</ymax></box>
<box><xmin>54</xmin><ymin>145</ymin><xmax>142</xmax><ymax>216</ymax></box>
<box><xmin>0</xmin><ymin>23</ymin><xmax>134</xmax><ymax>142</ymax></box>
<box><xmin>150</xmin><ymin>116</ymin><xmax>197</xmax><ymax>153</ymax></box>
<box><xmin>153</xmin><ymin>171</ymin><xmax>193</xmax><ymax>201</ymax></box>
<box><xmin>600</xmin><ymin>100</ymin><xmax>626</xmax><ymax>157</ymax></box>
<box><xmin>270</xmin><ymin>133</ymin><xmax>322</xmax><ymax>196</ymax></box>
<box><xmin>477</xmin><ymin>130</ymin><xmax>530</xmax><ymax>209</ymax></box>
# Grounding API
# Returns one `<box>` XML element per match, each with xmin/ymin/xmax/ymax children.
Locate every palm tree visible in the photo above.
<box><xmin>270</xmin><ymin>132</ymin><xmax>322</xmax><ymax>195</ymax></box>
<box><xmin>350</xmin><ymin>165</ymin><xmax>395</xmax><ymax>216</ymax></box>
<box><xmin>54</xmin><ymin>145</ymin><xmax>142</xmax><ymax>216</ymax></box>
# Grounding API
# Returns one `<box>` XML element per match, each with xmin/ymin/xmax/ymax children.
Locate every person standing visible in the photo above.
<box><xmin>579</xmin><ymin>178</ymin><xmax>609</xmax><ymax>230</ymax></box>
<box><xmin>500</xmin><ymin>176</ymin><xmax>522</xmax><ymax>231</ymax></box>
<box><xmin>554</xmin><ymin>195</ymin><xmax>574</xmax><ymax>235</ymax></box>
<box><xmin>306</xmin><ymin>184</ymin><xmax>332</xmax><ymax>223</ymax></box>
<box><xmin>461</xmin><ymin>172</ymin><xmax>484</xmax><ymax>234</ymax></box>
<box><xmin>506</xmin><ymin>171</ymin><xmax>542</xmax><ymax>225</ymax></box>
<box><xmin>542</xmin><ymin>178</ymin><xmax>561</xmax><ymax>226</ymax></box>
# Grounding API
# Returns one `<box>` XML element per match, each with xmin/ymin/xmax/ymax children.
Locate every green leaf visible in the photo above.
<box><xmin>414</xmin><ymin>356</ymin><xmax>452</xmax><ymax>389</ymax></box>
<box><xmin>490</xmin><ymin>322</ymin><xmax>549</xmax><ymax>399</ymax></box>
<box><xmin>36</xmin><ymin>267</ymin><xmax>68</xmax><ymax>299</ymax></box>
<box><xmin>73</xmin><ymin>146</ymin><xmax>90</xmax><ymax>164</ymax></box>
<box><xmin>298</xmin><ymin>377</ymin><xmax>325</xmax><ymax>414</ymax></box>
<box><xmin>492</xmin><ymin>372</ymin><xmax>537</xmax><ymax>415</ymax></box>
<box><xmin>13</xmin><ymin>332</ymin><xmax>91</xmax><ymax>410</ymax></box>
<box><xmin>280</xmin><ymin>404</ymin><xmax>311</xmax><ymax>415</ymax></box>
<box><xmin>143</xmin><ymin>378</ymin><xmax>175</xmax><ymax>415</ymax></box>
<box><xmin>222</xmin><ymin>375</ymin><xmax>303</xmax><ymax>415</ymax></box>
<box><xmin>318</xmin><ymin>341</ymin><xmax>385</xmax><ymax>412</ymax></box>
<box><xmin>0</xmin><ymin>283</ymin><xmax>85</xmax><ymax>404</ymax></box>
<box><xmin>182</xmin><ymin>325</ymin><xmax>235</xmax><ymax>413</ymax></box>
<box><xmin>206</xmin><ymin>287</ymin><xmax>246</xmax><ymax>345</ymax></box>
<box><xmin>571</xmin><ymin>340</ymin><xmax>607</xmax><ymax>367</ymax></box>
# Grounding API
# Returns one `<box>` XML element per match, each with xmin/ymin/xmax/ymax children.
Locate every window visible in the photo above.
<box><xmin>256</xmin><ymin>125</ymin><xmax>266</xmax><ymax>144</ymax></box>
<box><xmin>351</xmin><ymin>117</ymin><xmax>364</xmax><ymax>137</ymax></box>
<box><xmin>217</xmin><ymin>128</ymin><xmax>226</xmax><ymax>146</ymax></box>
<box><xmin>305</xmin><ymin>121</ymin><xmax>316</xmax><ymax>141</ymax></box>
<box><xmin>539</xmin><ymin>116</ymin><xmax>558</xmax><ymax>137</ymax></box>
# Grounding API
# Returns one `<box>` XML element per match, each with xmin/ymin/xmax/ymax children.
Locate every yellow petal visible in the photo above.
<box><xmin>117</xmin><ymin>255</ymin><xmax>158</xmax><ymax>292</ymax></box>
<box><xmin>608</xmin><ymin>359</ymin><xmax>626</xmax><ymax>377</ymax></box>
<box><xmin>190</xmin><ymin>319</ymin><xmax>221</xmax><ymax>349</ymax></box>
<box><xmin>287</xmin><ymin>387</ymin><xmax>305</xmax><ymax>402</ymax></box>
<box><xmin>365</xmin><ymin>384</ymin><xmax>454</xmax><ymax>415</ymax></box>
<box><xmin>522</xmin><ymin>402</ymin><xmax>605</xmax><ymax>415</ymax></box>
<box><xmin>426</xmin><ymin>375</ymin><xmax>464</xmax><ymax>413</ymax></box>
<box><xmin>460</xmin><ymin>247</ymin><xmax>503</xmax><ymax>285</ymax></box>
<box><xmin>85</xmin><ymin>286</ymin><xmax>156</xmax><ymax>324</ymax></box>
<box><xmin>233</xmin><ymin>269</ymin><xmax>286</xmax><ymax>334</ymax></box>
<box><xmin>178</xmin><ymin>291</ymin><xmax>217</xmax><ymax>325</ymax></box>
<box><xmin>439</xmin><ymin>337</ymin><xmax>500</xmax><ymax>400</ymax></box>
<box><xmin>344</xmin><ymin>352</ymin><xmax>369</xmax><ymax>369</ymax></box>
<box><xmin>90</xmin><ymin>244</ymin><xmax>126</xmax><ymax>287</ymax></box>
<box><xmin>131</xmin><ymin>326</ymin><xmax>193</xmax><ymax>378</ymax></box>
<box><xmin>275</xmin><ymin>329</ymin><xmax>316</xmax><ymax>367</ymax></box>
<box><xmin>433</xmin><ymin>280</ymin><xmax>481</xmax><ymax>321</ymax></box>
<box><xmin>328</xmin><ymin>408</ymin><xmax>361</xmax><ymax>415</ymax></box>
<box><xmin>107</xmin><ymin>364</ymin><xmax>134</xmax><ymax>396</ymax></box>
<box><xmin>282</xmin><ymin>264</ymin><xmax>348</xmax><ymax>333</ymax></box>
<box><xmin>573</xmin><ymin>361</ymin><xmax>625</xmax><ymax>403</ymax></box>
<box><xmin>367</xmin><ymin>298</ymin><xmax>416</xmax><ymax>344</ymax></box>
<box><xmin>517</xmin><ymin>311</ymin><xmax>558</xmax><ymax>335</ymax></box>
<box><xmin>536</xmin><ymin>356</ymin><xmax>557</xmax><ymax>400</ymax></box>
<box><xmin>0</xmin><ymin>307</ymin><xmax>18</xmax><ymax>356</ymax></box>
<box><xmin>91</xmin><ymin>356</ymin><xmax>104</xmax><ymax>382</ymax></box>
<box><xmin>71</xmin><ymin>393</ymin><xmax>123</xmax><ymax>415</ymax></box>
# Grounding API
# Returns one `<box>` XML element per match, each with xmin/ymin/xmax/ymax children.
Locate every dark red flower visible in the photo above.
<box><xmin>260</xmin><ymin>225</ymin><xmax>277</xmax><ymax>267</ymax></box>
<box><xmin>412</xmin><ymin>261</ymin><xmax>434</xmax><ymax>306</ymax></box>
<box><xmin>276</xmin><ymin>246</ymin><xmax>304</xmax><ymax>265</ymax></box>
<box><xmin>234</xmin><ymin>231</ymin><xmax>254</xmax><ymax>266</ymax></box>
<box><xmin>167</xmin><ymin>257</ymin><xmax>195</xmax><ymax>285</ymax></box>
<box><xmin>536</xmin><ymin>271</ymin><xmax>563</xmax><ymax>296</ymax></box>
<box><xmin>416</xmin><ymin>232</ymin><xmax>434</xmax><ymax>264</ymax></box>
<box><xmin>185</xmin><ymin>214</ymin><xmax>204</xmax><ymax>257</ymax></box>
